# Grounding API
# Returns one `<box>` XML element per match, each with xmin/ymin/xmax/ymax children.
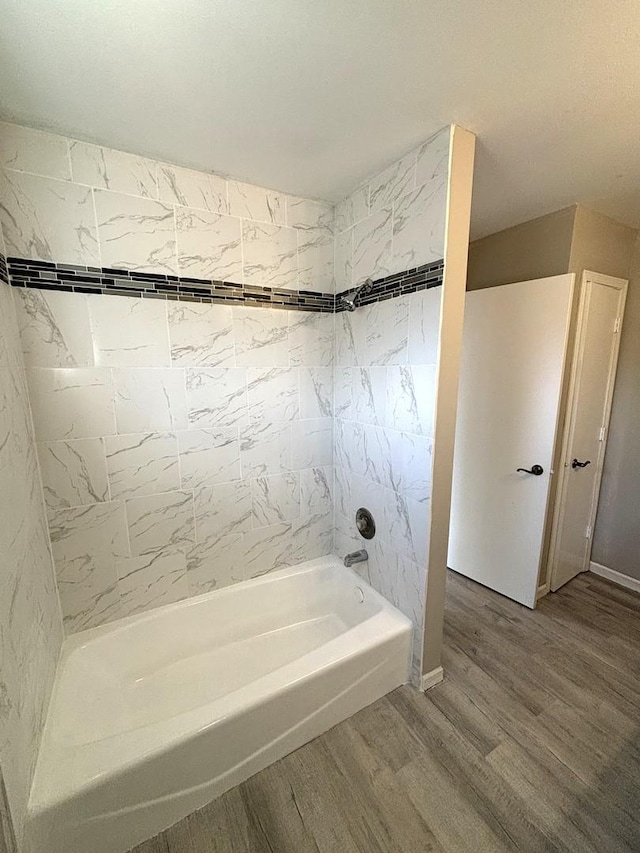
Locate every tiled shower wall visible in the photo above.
<box><xmin>14</xmin><ymin>290</ymin><xmax>334</xmax><ymax>632</ymax></box>
<box><xmin>335</xmin><ymin>126</ymin><xmax>449</xmax><ymax>287</ymax></box>
<box><xmin>0</xmin><ymin>265</ymin><xmax>63</xmax><ymax>847</ymax></box>
<box><xmin>0</xmin><ymin>121</ymin><xmax>334</xmax><ymax>288</ymax></box>
<box><xmin>1</xmin><ymin>121</ymin><xmax>450</xmax><ymax>679</ymax></box>
<box><xmin>334</xmin><ymin>289</ymin><xmax>441</xmax><ymax>681</ymax></box>
<box><xmin>333</xmin><ymin>127</ymin><xmax>450</xmax><ymax>680</ymax></box>
<box><xmin>0</xmin><ymin>121</ymin><xmax>336</xmax><ymax>633</ymax></box>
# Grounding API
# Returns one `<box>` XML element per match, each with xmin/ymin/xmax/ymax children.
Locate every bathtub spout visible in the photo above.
<box><xmin>344</xmin><ymin>549</ymin><xmax>368</xmax><ymax>567</ymax></box>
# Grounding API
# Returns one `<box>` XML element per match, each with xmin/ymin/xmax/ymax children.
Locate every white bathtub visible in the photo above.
<box><xmin>26</xmin><ymin>556</ymin><xmax>412</xmax><ymax>853</ymax></box>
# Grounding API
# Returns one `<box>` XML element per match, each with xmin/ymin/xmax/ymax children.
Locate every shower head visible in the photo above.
<box><xmin>339</xmin><ymin>278</ymin><xmax>374</xmax><ymax>312</ymax></box>
<box><xmin>341</xmin><ymin>295</ymin><xmax>356</xmax><ymax>312</ymax></box>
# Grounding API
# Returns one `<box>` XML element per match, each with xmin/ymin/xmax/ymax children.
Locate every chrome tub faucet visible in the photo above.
<box><xmin>343</xmin><ymin>549</ymin><xmax>368</xmax><ymax>567</ymax></box>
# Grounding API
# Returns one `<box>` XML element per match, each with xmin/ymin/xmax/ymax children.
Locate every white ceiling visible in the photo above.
<box><xmin>1</xmin><ymin>1</ymin><xmax>640</xmax><ymax>239</ymax></box>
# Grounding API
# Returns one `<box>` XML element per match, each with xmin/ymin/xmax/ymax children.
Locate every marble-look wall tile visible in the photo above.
<box><xmin>0</xmin><ymin>280</ymin><xmax>63</xmax><ymax>848</ymax></box>
<box><xmin>37</xmin><ymin>438</ymin><xmax>109</xmax><ymax>509</ymax></box>
<box><xmin>290</xmin><ymin>512</ymin><xmax>333</xmax><ymax>563</ymax></box>
<box><xmin>291</xmin><ymin>418</ymin><xmax>333</xmax><ymax>469</ymax></box>
<box><xmin>105</xmin><ymin>432</ymin><xmax>180</xmax><ymax>499</ymax></box>
<box><xmin>0</xmin><ymin>170</ymin><xmax>99</xmax><ymax>265</ymax></box>
<box><xmin>365</xmin><ymin>297</ymin><xmax>409</xmax><ymax>365</ymax></box>
<box><xmin>296</xmin><ymin>227</ymin><xmax>334</xmax><ymax>292</ymax></box>
<box><xmin>395</xmin><ymin>552</ymin><xmax>426</xmax><ymax>628</ymax></box>
<box><xmin>242</xmin><ymin>220</ymin><xmax>297</xmax><ymax>288</ymax></box>
<box><xmin>334</xmin><ymin>185</ymin><xmax>369</xmax><ymax>233</ymax></box>
<box><xmin>286</xmin><ymin>197</ymin><xmax>333</xmax><ymax>232</ymax></box>
<box><xmin>244</xmin><ymin>521</ymin><xmax>292</xmax><ymax>578</ymax></box>
<box><xmin>175</xmin><ymin>208</ymin><xmax>242</xmax><ymax>281</ymax></box>
<box><xmin>333</xmin><ymin>420</ymin><xmax>353</xmax><ymax>474</ymax></box>
<box><xmin>49</xmin><ymin>501</ymin><xmax>129</xmax><ymax>631</ymax></box>
<box><xmin>94</xmin><ymin>190</ymin><xmax>176</xmax><ymax>274</ymax></box>
<box><xmin>113</xmin><ymin>368</ymin><xmax>187</xmax><ymax>434</ymax></box>
<box><xmin>193</xmin><ymin>480</ymin><xmax>252</xmax><ymax>543</ymax></box>
<box><xmin>334</xmin><ymin>228</ymin><xmax>353</xmax><ymax>292</ymax></box>
<box><xmin>288</xmin><ymin>312</ymin><xmax>334</xmax><ymax>368</ymax></box>
<box><xmin>88</xmin><ymin>295</ymin><xmax>170</xmax><ymax>368</ymax></box>
<box><xmin>0</xmin><ymin>122</ymin><xmax>71</xmax><ymax>180</ymax></box>
<box><xmin>185</xmin><ymin>368</ymin><xmax>248</xmax><ymax>428</ymax></box>
<box><xmin>233</xmin><ymin>306</ymin><xmax>289</xmax><ymax>367</ymax></box>
<box><xmin>300</xmin><ymin>466</ymin><xmax>332</xmax><ymax>515</ymax></box>
<box><xmin>407</xmin><ymin>280</ymin><xmax>442</xmax><ymax>366</ymax></box>
<box><xmin>335</xmin><ymin>468</ymin><xmax>428</xmax><ymax>626</ymax></box>
<box><xmin>300</xmin><ymin>367</ymin><xmax>333</xmax><ymax>419</ymax></box>
<box><xmin>15</xmin><ymin>289</ymin><xmax>94</xmax><ymax>368</ymax></box>
<box><xmin>366</xmin><ymin>538</ymin><xmax>399</xmax><ymax>608</ymax></box>
<box><xmin>252</xmin><ymin>472</ymin><xmax>300</xmax><ymax>527</ymax></box>
<box><xmin>386</xmin><ymin>365</ymin><xmax>436</xmax><ymax>437</ymax></box>
<box><xmin>369</xmin><ymin>151</ymin><xmax>416</xmax><ymax>213</ymax></box>
<box><xmin>353</xmin><ymin>366</ymin><xmax>386</xmax><ymax>426</ymax></box>
<box><xmin>334</xmin><ymin>420</ymin><xmax>359</xmax><ymax>474</ymax></box>
<box><xmin>158</xmin><ymin>163</ymin><xmax>227</xmax><ymax>213</ymax></box>
<box><xmin>335</xmin><ymin>308</ymin><xmax>367</xmax><ymax>367</ymax></box>
<box><xmin>240</xmin><ymin>421</ymin><xmax>290</xmax><ymax>478</ymax></box>
<box><xmin>416</xmin><ymin>127</ymin><xmax>450</xmax><ymax>189</ymax></box>
<box><xmin>227</xmin><ymin>181</ymin><xmax>284</xmax><ymax>224</ymax></box>
<box><xmin>26</xmin><ymin>368</ymin><xmax>115</xmax><ymax>441</ymax></box>
<box><xmin>392</xmin><ymin>180</ymin><xmax>446</xmax><ymax>271</ymax></box>
<box><xmin>383</xmin><ymin>488</ymin><xmax>429</xmax><ymax>567</ymax></box>
<box><xmin>178</xmin><ymin>428</ymin><xmax>241</xmax><ymax>489</ymax></box>
<box><xmin>168</xmin><ymin>302</ymin><xmax>235</xmax><ymax>367</ymax></box>
<box><xmin>333</xmin><ymin>367</ymin><xmax>353</xmax><ymax>419</ymax></box>
<box><xmin>334</xmin><ymin>467</ymin><xmax>384</xmax><ymax>540</ymax></box>
<box><xmin>187</xmin><ymin>533</ymin><xmax>245</xmax><ymax>595</ymax></box>
<box><xmin>116</xmin><ymin>549</ymin><xmax>189</xmax><ymax>618</ymax></box>
<box><xmin>126</xmin><ymin>490</ymin><xmax>195</xmax><ymax>556</ymax></box>
<box><xmin>352</xmin><ymin>207</ymin><xmax>392</xmax><ymax>284</ymax></box>
<box><xmin>70</xmin><ymin>142</ymin><xmax>157</xmax><ymax>198</ymax></box>
<box><xmin>247</xmin><ymin>367</ymin><xmax>299</xmax><ymax>422</ymax></box>
<box><xmin>154</xmin><ymin>129</ymin><xmax>448</xmax><ymax>681</ymax></box>
<box><xmin>386</xmin><ymin>429</ymin><xmax>433</xmax><ymax>502</ymax></box>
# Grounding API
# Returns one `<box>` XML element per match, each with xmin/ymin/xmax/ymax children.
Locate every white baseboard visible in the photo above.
<box><xmin>589</xmin><ymin>561</ymin><xmax>640</xmax><ymax>594</ymax></box>
<box><xmin>421</xmin><ymin>666</ymin><xmax>444</xmax><ymax>692</ymax></box>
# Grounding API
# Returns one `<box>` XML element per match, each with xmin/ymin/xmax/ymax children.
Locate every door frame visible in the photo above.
<box><xmin>546</xmin><ymin>270</ymin><xmax>628</xmax><ymax>593</ymax></box>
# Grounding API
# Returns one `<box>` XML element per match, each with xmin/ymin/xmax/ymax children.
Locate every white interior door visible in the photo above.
<box><xmin>448</xmin><ymin>275</ymin><xmax>574</xmax><ymax>607</ymax></box>
<box><xmin>549</xmin><ymin>272</ymin><xmax>627</xmax><ymax>591</ymax></box>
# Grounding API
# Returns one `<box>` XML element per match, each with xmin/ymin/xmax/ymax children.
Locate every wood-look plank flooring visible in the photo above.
<box><xmin>131</xmin><ymin>571</ymin><xmax>640</xmax><ymax>852</ymax></box>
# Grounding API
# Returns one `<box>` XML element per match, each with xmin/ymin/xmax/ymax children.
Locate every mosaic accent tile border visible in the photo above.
<box><xmin>3</xmin><ymin>256</ymin><xmax>443</xmax><ymax>312</ymax></box>
<box><xmin>4</xmin><ymin>257</ymin><xmax>335</xmax><ymax>313</ymax></box>
<box><xmin>335</xmin><ymin>259</ymin><xmax>444</xmax><ymax>311</ymax></box>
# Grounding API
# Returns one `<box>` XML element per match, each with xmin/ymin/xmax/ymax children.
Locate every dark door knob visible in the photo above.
<box><xmin>571</xmin><ymin>458</ymin><xmax>591</xmax><ymax>469</ymax></box>
<box><xmin>516</xmin><ymin>465</ymin><xmax>544</xmax><ymax>476</ymax></box>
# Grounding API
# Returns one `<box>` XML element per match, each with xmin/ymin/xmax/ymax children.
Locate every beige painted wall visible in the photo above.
<box><xmin>463</xmin><ymin>205</ymin><xmax>638</xmax><ymax>586</ymax></box>
<box><xmin>592</xmin><ymin>233</ymin><xmax>640</xmax><ymax>580</ymax></box>
<box><xmin>568</xmin><ymin>206</ymin><xmax>637</xmax><ymax>280</ymax></box>
<box><xmin>467</xmin><ymin>206</ymin><xmax>576</xmax><ymax>291</ymax></box>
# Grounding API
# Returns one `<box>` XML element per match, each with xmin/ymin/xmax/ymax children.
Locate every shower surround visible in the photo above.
<box><xmin>0</xmin><ymin>118</ymin><xmax>464</xmax><ymax>845</ymax></box>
